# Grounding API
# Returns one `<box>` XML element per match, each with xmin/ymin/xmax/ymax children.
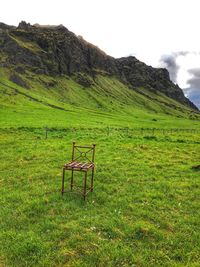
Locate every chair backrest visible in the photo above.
<box><xmin>71</xmin><ymin>142</ymin><xmax>96</xmax><ymax>163</ymax></box>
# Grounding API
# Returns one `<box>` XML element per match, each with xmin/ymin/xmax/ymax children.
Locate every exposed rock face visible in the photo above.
<box><xmin>9</xmin><ymin>72</ymin><xmax>29</xmax><ymax>88</ymax></box>
<box><xmin>115</xmin><ymin>57</ymin><xmax>197</xmax><ymax>110</ymax></box>
<box><xmin>0</xmin><ymin>21</ymin><xmax>198</xmax><ymax>110</ymax></box>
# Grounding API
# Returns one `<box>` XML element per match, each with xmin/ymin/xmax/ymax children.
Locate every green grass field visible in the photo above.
<box><xmin>0</xmin><ymin>68</ymin><xmax>200</xmax><ymax>266</ymax></box>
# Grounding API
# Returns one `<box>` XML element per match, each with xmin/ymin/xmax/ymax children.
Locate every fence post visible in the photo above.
<box><xmin>45</xmin><ymin>126</ymin><xmax>48</xmax><ymax>139</ymax></box>
<box><xmin>126</xmin><ymin>127</ymin><xmax>128</xmax><ymax>136</ymax></box>
<box><xmin>107</xmin><ymin>126</ymin><xmax>110</xmax><ymax>136</ymax></box>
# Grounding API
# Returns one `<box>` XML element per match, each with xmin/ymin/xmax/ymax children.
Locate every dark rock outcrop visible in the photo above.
<box><xmin>0</xmin><ymin>21</ymin><xmax>198</xmax><ymax>110</ymax></box>
<box><xmin>9</xmin><ymin>72</ymin><xmax>29</xmax><ymax>88</ymax></box>
<box><xmin>115</xmin><ymin>57</ymin><xmax>198</xmax><ymax>110</ymax></box>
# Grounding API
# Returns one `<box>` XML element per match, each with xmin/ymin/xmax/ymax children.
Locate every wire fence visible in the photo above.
<box><xmin>1</xmin><ymin>126</ymin><xmax>199</xmax><ymax>141</ymax></box>
<box><xmin>41</xmin><ymin>126</ymin><xmax>200</xmax><ymax>139</ymax></box>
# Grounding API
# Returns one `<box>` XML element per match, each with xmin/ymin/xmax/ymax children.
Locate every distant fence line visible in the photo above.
<box><xmin>1</xmin><ymin>126</ymin><xmax>200</xmax><ymax>140</ymax></box>
<box><xmin>0</xmin><ymin>126</ymin><xmax>199</xmax><ymax>142</ymax></box>
<box><xmin>41</xmin><ymin>126</ymin><xmax>200</xmax><ymax>139</ymax></box>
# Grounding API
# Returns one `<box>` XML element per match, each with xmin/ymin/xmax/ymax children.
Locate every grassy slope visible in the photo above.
<box><xmin>0</xmin><ymin>68</ymin><xmax>199</xmax><ymax>129</ymax></box>
<box><xmin>0</xmin><ymin>67</ymin><xmax>200</xmax><ymax>267</ymax></box>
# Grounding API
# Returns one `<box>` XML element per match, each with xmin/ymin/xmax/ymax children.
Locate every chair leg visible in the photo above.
<box><xmin>61</xmin><ymin>167</ymin><xmax>65</xmax><ymax>195</ymax></box>
<box><xmin>91</xmin><ymin>168</ymin><xmax>94</xmax><ymax>192</ymax></box>
<box><xmin>71</xmin><ymin>169</ymin><xmax>74</xmax><ymax>190</ymax></box>
<box><xmin>83</xmin><ymin>171</ymin><xmax>87</xmax><ymax>200</ymax></box>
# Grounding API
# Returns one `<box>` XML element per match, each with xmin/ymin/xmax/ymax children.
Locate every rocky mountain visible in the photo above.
<box><xmin>0</xmin><ymin>21</ymin><xmax>198</xmax><ymax>110</ymax></box>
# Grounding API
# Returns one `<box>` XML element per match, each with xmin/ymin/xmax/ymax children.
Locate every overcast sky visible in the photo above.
<box><xmin>1</xmin><ymin>0</ymin><xmax>200</xmax><ymax>107</ymax></box>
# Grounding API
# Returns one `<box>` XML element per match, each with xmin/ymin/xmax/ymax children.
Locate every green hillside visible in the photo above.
<box><xmin>0</xmin><ymin>68</ymin><xmax>199</xmax><ymax>129</ymax></box>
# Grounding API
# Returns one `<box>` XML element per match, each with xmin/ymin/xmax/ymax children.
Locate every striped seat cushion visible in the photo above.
<box><xmin>64</xmin><ymin>161</ymin><xmax>94</xmax><ymax>170</ymax></box>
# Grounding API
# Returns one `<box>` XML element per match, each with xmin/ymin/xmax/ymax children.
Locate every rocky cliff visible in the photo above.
<box><xmin>0</xmin><ymin>21</ymin><xmax>198</xmax><ymax>110</ymax></box>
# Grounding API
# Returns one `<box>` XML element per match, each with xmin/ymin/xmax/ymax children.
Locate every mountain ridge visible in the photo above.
<box><xmin>0</xmin><ymin>21</ymin><xmax>198</xmax><ymax>111</ymax></box>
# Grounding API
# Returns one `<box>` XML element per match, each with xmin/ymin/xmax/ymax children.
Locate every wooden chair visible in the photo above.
<box><xmin>61</xmin><ymin>142</ymin><xmax>96</xmax><ymax>200</ymax></box>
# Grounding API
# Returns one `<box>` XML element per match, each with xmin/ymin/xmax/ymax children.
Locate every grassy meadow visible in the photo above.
<box><xmin>0</xmin><ymin>68</ymin><xmax>200</xmax><ymax>266</ymax></box>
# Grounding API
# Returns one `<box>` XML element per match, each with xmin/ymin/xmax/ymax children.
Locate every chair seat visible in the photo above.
<box><xmin>64</xmin><ymin>161</ymin><xmax>95</xmax><ymax>171</ymax></box>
